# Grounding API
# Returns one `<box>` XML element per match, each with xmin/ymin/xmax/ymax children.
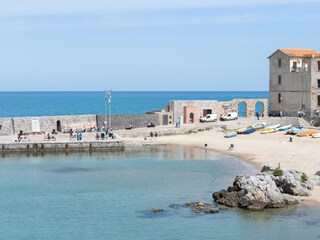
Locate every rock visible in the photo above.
<box><xmin>204</xmin><ymin>207</ymin><xmax>220</xmax><ymax>214</ymax></box>
<box><xmin>282</xmin><ymin>194</ymin><xmax>299</xmax><ymax>205</ymax></box>
<box><xmin>261</xmin><ymin>165</ymin><xmax>271</xmax><ymax>172</ymax></box>
<box><xmin>315</xmin><ymin>171</ymin><xmax>320</xmax><ymax>176</ymax></box>
<box><xmin>212</xmin><ymin>171</ymin><xmax>303</xmax><ymax>210</ymax></box>
<box><xmin>150</xmin><ymin>208</ymin><xmax>164</xmax><ymax>213</ymax></box>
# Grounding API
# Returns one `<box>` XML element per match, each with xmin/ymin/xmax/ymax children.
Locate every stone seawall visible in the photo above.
<box><xmin>96</xmin><ymin>114</ymin><xmax>160</xmax><ymax>130</ymax></box>
<box><xmin>0</xmin><ymin>140</ymin><xmax>125</xmax><ymax>153</ymax></box>
<box><xmin>0</xmin><ymin>114</ymin><xmax>160</xmax><ymax>136</ymax></box>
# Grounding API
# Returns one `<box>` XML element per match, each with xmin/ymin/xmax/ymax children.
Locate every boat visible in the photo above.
<box><xmin>296</xmin><ymin>130</ymin><xmax>318</xmax><ymax>137</ymax></box>
<box><xmin>260</xmin><ymin>128</ymin><xmax>278</xmax><ymax>134</ymax></box>
<box><xmin>312</xmin><ymin>133</ymin><xmax>320</xmax><ymax>138</ymax></box>
<box><xmin>252</xmin><ymin>122</ymin><xmax>266</xmax><ymax>130</ymax></box>
<box><xmin>224</xmin><ymin>132</ymin><xmax>237</xmax><ymax>138</ymax></box>
<box><xmin>287</xmin><ymin>128</ymin><xmax>306</xmax><ymax>135</ymax></box>
<box><xmin>243</xmin><ymin>128</ymin><xmax>256</xmax><ymax>134</ymax></box>
<box><xmin>264</xmin><ymin>124</ymin><xmax>281</xmax><ymax>129</ymax></box>
<box><xmin>236</xmin><ymin>128</ymin><xmax>247</xmax><ymax>134</ymax></box>
<box><xmin>277</xmin><ymin>124</ymin><xmax>292</xmax><ymax>131</ymax></box>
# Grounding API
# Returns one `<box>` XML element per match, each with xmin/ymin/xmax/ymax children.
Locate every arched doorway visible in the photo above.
<box><xmin>57</xmin><ymin>120</ymin><xmax>62</xmax><ymax>132</ymax></box>
<box><xmin>238</xmin><ymin>102</ymin><xmax>247</xmax><ymax>117</ymax></box>
<box><xmin>255</xmin><ymin>101</ymin><xmax>264</xmax><ymax>117</ymax></box>
<box><xmin>189</xmin><ymin>113</ymin><xmax>194</xmax><ymax>123</ymax></box>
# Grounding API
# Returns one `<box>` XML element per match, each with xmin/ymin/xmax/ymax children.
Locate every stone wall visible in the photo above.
<box><xmin>167</xmin><ymin>99</ymin><xmax>268</xmax><ymax>124</ymax></box>
<box><xmin>96</xmin><ymin>114</ymin><xmax>160</xmax><ymax>130</ymax></box>
<box><xmin>0</xmin><ymin>113</ymin><xmax>161</xmax><ymax>136</ymax></box>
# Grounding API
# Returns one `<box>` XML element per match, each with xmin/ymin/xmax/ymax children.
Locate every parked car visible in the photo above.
<box><xmin>220</xmin><ymin>112</ymin><xmax>238</xmax><ymax>121</ymax></box>
<box><xmin>200</xmin><ymin>114</ymin><xmax>217</xmax><ymax>122</ymax></box>
<box><xmin>147</xmin><ymin>122</ymin><xmax>155</xmax><ymax>127</ymax></box>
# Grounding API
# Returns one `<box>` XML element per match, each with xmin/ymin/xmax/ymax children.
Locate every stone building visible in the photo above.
<box><xmin>166</xmin><ymin>99</ymin><xmax>268</xmax><ymax>124</ymax></box>
<box><xmin>269</xmin><ymin>48</ymin><xmax>320</xmax><ymax>117</ymax></box>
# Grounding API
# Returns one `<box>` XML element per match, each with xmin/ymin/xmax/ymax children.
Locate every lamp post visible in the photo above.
<box><xmin>107</xmin><ymin>90</ymin><xmax>112</xmax><ymax>129</ymax></box>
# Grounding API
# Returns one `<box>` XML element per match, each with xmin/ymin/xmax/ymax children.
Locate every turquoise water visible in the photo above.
<box><xmin>1</xmin><ymin>146</ymin><xmax>320</xmax><ymax>240</ymax></box>
<box><xmin>0</xmin><ymin>91</ymin><xmax>268</xmax><ymax>117</ymax></box>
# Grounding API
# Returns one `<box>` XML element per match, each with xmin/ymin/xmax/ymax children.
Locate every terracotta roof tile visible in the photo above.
<box><xmin>280</xmin><ymin>48</ymin><xmax>320</xmax><ymax>58</ymax></box>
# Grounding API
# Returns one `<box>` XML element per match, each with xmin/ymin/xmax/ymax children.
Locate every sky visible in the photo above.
<box><xmin>0</xmin><ymin>0</ymin><xmax>320</xmax><ymax>91</ymax></box>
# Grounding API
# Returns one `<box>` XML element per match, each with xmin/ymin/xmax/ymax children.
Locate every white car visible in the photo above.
<box><xmin>200</xmin><ymin>114</ymin><xmax>217</xmax><ymax>122</ymax></box>
<box><xmin>220</xmin><ymin>112</ymin><xmax>238</xmax><ymax>121</ymax></box>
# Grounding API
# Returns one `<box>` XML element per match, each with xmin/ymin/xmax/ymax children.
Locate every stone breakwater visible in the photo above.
<box><xmin>213</xmin><ymin>168</ymin><xmax>320</xmax><ymax>210</ymax></box>
<box><xmin>0</xmin><ymin>140</ymin><xmax>124</xmax><ymax>153</ymax></box>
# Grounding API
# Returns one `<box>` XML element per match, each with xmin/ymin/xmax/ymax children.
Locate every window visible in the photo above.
<box><xmin>278</xmin><ymin>93</ymin><xmax>282</xmax><ymax>103</ymax></box>
<box><xmin>278</xmin><ymin>58</ymin><xmax>282</xmax><ymax>68</ymax></box>
<box><xmin>292</xmin><ymin>61</ymin><xmax>297</xmax><ymax>71</ymax></box>
<box><xmin>318</xmin><ymin>79</ymin><xmax>320</xmax><ymax>89</ymax></box>
<box><xmin>278</xmin><ymin>75</ymin><xmax>281</xmax><ymax>85</ymax></box>
<box><xmin>318</xmin><ymin>96</ymin><xmax>320</xmax><ymax>106</ymax></box>
<box><xmin>318</xmin><ymin>61</ymin><xmax>320</xmax><ymax>71</ymax></box>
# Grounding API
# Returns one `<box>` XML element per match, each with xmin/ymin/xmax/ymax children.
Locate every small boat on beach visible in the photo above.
<box><xmin>264</xmin><ymin>124</ymin><xmax>281</xmax><ymax>129</ymax></box>
<box><xmin>236</xmin><ymin>128</ymin><xmax>247</xmax><ymax>134</ymax></box>
<box><xmin>312</xmin><ymin>133</ymin><xmax>320</xmax><ymax>138</ymax></box>
<box><xmin>296</xmin><ymin>130</ymin><xmax>318</xmax><ymax>137</ymax></box>
<box><xmin>252</xmin><ymin>122</ymin><xmax>266</xmax><ymax>130</ymax></box>
<box><xmin>260</xmin><ymin>128</ymin><xmax>278</xmax><ymax>134</ymax></box>
<box><xmin>224</xmin><ymin>132</ymin><xmax>237</xmax><ymax>138</ymax></box>
<box><xmin>243</xmin><ymin>128</ymin><xmax>256</xmax><ymax>134</ymax></box>
<box><xmin>277</xmin><ymin>124</ymin><xmax>292</xmax><ymax>131</ymax></box>
<box><xmin>287</xmin><ymin>128</ymin><xmax>306</xmax><ymax>135</ymax></box>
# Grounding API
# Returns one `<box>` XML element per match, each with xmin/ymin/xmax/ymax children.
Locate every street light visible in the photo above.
<box><xmin>104</xmin><ymin>90</ymin><xmax>112</xmax><ymax>130</ymax></box>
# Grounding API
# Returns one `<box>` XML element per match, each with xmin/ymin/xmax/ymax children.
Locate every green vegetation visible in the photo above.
<box><xmin>272</xmin><ymin>168</ymin><xmax>284</xmax><ymax>177</ymax></box>
<box><xmin>301</xmin><ymin>173</ymin><xmax>308</xmax><ymax>183</ymax></box>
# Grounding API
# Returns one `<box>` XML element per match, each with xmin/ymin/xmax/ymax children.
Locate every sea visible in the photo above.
<box><xmin>1</xmin><ymin>91</ymin><xmax>320</xmax><ymax>239</ymax></box>
<box><xmin>0</xmin><ymin>91</ymin><xmax>268</xmax><ymax>118</ymax></box>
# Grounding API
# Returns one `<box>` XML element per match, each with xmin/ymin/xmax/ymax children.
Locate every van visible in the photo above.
<box><xmin>220</xmin><ymin>112</ymin><xmax>238</xmax><ymax>121</ymax></box>
<box><xmin>200</xmin><ymin>114</ymin><xmax>217</xmax><ymax>122</ymax></box>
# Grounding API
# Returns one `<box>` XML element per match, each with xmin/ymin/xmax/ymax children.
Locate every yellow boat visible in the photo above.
<box><xmin>260</xmin><ymin>128</ymin><xmax>278</xmax><ymax>134</ymax></box>
<box><xmin>296</xmin><ymin>130</ymin><xmax>318</xmax><ymax>137</ymax></box>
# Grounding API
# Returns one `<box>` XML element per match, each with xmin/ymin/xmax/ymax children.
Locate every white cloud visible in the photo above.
<box><xmin>0</xmin><ymin>0</ymin><xmax>319</xmax><ymax>17</ymax></box>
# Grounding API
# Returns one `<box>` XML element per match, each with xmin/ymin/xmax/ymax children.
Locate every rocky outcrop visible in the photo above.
<box><xmin>212</xmin><ymin>168</ymin><xmax>318</xmax><ymax>210</ymax></box>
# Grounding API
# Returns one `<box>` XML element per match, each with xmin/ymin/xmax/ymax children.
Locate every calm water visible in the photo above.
<box><xmin>0</xmin><ymin>146</ymin><xmax>320</xmax><ymax>240</ymax></box>
<box><xmin>0</xmin><ymin>91</ymin><xmax>268</xmax><ymax>117</ymax></box>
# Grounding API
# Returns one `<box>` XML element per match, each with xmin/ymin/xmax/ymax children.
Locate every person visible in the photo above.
<box><xmin>279</xmin><ymin>110</ymin><xmax>282</xmax><ymax>118</ymax></box>
<box><xmin>69</xmin><ymin>129</ymin><xmax>73</xmax><ymax>140</ymax></box>
<box><xmin>108</xmin><ymin>129</ymin><xmax>113</xmax><ymax>139</ymax></box>
<box><xmin>176</xmin><ymin>118</ymin><xmax>180</xmax><ymax>128</ymax></box>
<box><xmin>47</xmin><ymin>133</ymin><xmax>51</xmax><ymax>140</ymax></box>
<box><xmin>289</xmin><ymin>137</ymin><xmax>293</xmax><ymax>142</ymax></box>
<box><xmin>150</xmin><ymin>131</ymin><xmax>154</xmax><ymax>138</ymax></box>
<box><xmin>154</xmin><ymin>132</ymin><xmax>158</xmax><ymax>138</ymax></box>
<box><xmin>101</xmin><ymin>132</ymin><xmax>105</xmax><ymax>140</ymax></box>
<box><xmin>256</xmin><ymin>112</ymin><xmax>260</xmax><ymax>120</ymax></box>
<box><xmin>229</xmin><ymin>144</ymin><xmax>234</xmax><ymax>150</ymax></box>
<box><xmin>79</xmin><ymin>133</ymin><xmax>83</xmax><ymax>141</ymax></box>
<box><xmin>95</xmin><ymin>133</ymin><xmax>100</xmax><ymax>140</ymax></box>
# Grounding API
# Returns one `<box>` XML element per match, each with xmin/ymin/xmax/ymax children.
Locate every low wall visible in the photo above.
<box><xmin>0</xmin><ymin>114</ymin><xmax>160</xmax><ymax>136</ymax></box>
<box><xmin>96</xmin><ymin>114</ymin><xmax>160</xmax><ymax>130</ymax></box>
<box><xmin>0</xmin><ymin>140</ymin><xmax>124</xmax><ymax>153</ymax></box>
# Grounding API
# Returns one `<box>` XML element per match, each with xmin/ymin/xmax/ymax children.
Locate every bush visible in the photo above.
<box><xmin>301</xmin><ymin>173</ymin><xmax>308</xmax><ymax>183</ymax></box>
<box><xmin>272</xmin><ymin>168</ymin><xmax>284</xmax><ymax>177</ymax></box>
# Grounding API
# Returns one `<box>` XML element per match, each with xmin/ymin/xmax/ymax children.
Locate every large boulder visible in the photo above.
<box><xmin>212</xmin><ymin>170</ymin><xmax>310</xmax><ymax>210</ymax></box>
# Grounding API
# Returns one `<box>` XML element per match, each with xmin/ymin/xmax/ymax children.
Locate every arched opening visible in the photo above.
<box><xmin>57</xmin><ymin>120</ymin><xmax>62</xmax><ymax>132</ymax></box>
<box><xmin>238</xmin><ymin>102</ymin><xmax>247</xmax><ymax>117</ymax></box>
<box><xmin>255</xmin><ymin>101</ymin><xmax>264</xmax><ymax>117</ymax></box>
<box><xmin>189</xmin><ymin>113</ymin><xmax>194</xmax><ymax>123</ymax></box>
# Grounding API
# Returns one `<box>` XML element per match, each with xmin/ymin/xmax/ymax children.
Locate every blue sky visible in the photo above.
<box><xmin>0</xmin><ymin>0</ymin><xmax>320</xmax><ymax>91</ymax></box>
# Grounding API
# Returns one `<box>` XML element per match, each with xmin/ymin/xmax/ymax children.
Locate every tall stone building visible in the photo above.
<box><xmin>269</xmin><ymin>48</ymin><xmax>320</xmax><ymax>117</ymax></box>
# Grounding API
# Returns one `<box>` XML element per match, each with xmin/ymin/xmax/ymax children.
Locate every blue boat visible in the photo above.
<box><xmin>243</xmin><ymin>129</ymin><xmax>256</xmax><ymax>134</ymax></box>
<box><xmin>224</xmin><ymin>132</ymin><xmax>237</xmax><ymax>138</ymax></box>
<box><xmin>287</xmin><ymin>128</ymin><xmax>306</xmax><ymax>135</ymax></box>
<box><xmin>278</xmin><ymin>124</ymin><xmax>292</xmax><ymax>131</ymax></box>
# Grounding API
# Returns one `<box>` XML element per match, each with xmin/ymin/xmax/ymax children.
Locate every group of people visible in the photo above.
<box><xmin>45</xmin><ymin>133</ymin><xmax>56</xmax><ymax>141</ymax></box>
<box><xmin>95</xmin><ymin>128</ymin><xmax>113</xmax><ymax>140</ymax></box>
<box><xmin>69</xmin><ymin>129</ymin><xmax>83</xmax><ymax>141</ymax></box>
